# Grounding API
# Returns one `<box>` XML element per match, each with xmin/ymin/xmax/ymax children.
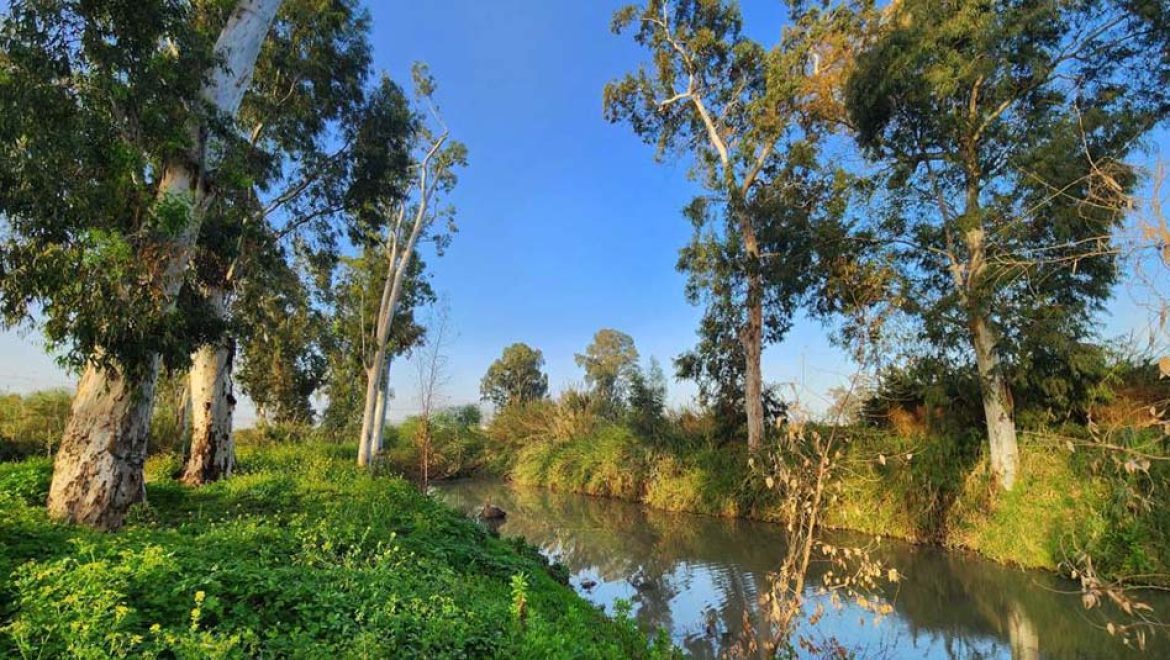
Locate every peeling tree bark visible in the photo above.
<box><xmin>182</xmin><ymin>286</ymin><xmax>236</xmax><ymax>485</ymax></box>
<box><xmin>46</xmin><ymin>358</ymin><xmax>160</xmax><ymax>529</ymax></box>
<box><xmin>47</xmin><ymin>0</ymin><xmax>284</xmax><ymax>529</ymax></box>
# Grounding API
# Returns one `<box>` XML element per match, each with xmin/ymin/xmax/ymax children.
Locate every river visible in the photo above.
<box><xmin>437</xmin><ymin>479</ymin><xmax>1169</xmax><ymax>659</ymax></box>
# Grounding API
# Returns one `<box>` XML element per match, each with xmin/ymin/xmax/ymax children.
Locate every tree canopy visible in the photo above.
<box><xmin>480</xmin><ymin>343</ymin><xmax>549</xmax><ymax>410</ymax></box>
<box><xmin>575</xmin><ymin>328</ymin><xmax>639</xmax><ymax>410</ymax></box>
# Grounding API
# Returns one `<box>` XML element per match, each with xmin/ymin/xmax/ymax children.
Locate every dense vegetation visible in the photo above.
<box><xmin>344</xmin><ymin>347</ymin><xmax>1170</xmax><ymax>580</ymax></box>
<box><xmin>0</xmin><ymin>439</ymin><xmax>671</xmax><ymax>658</ymax></box>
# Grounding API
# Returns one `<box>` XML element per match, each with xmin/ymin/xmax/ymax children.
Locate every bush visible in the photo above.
<box><xmin>386</xmin><ymin>409</ymin><xmax>487</xmax><ymax>482</ymax></box>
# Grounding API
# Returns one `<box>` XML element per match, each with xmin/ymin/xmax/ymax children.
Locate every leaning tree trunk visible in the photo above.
<box><xmin>358</xmin><ymin>221</ymin><xmax>428</xmax><ymax>464</ymax></box>
<box><xmin>182</xmin><ymin>287</ymin><xmax>236</xmax><ymax>485</ymax></box>
<box><xmin>970</xmin><ymin>312</ymin><xmax>1019</xmax><ymax>490</ymax></box>
<box><xmin>46</xmin><ymin>0</ymin><xmax>284</xmax><ymax>529</ymax></box>
<box><xmin>357</xmin><ymin>257</ymin><xmax>397</xmax><ymax>467</ymax></box>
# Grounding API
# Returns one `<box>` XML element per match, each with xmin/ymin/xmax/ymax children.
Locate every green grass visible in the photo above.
<box><xmin>0</xmin><ymin>442</ymin><xmax>674</xmax><ymax>658</ymax></box>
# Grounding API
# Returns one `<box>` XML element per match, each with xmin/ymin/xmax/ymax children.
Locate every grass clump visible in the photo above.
<box><xmin>0</xmin><ymin>441</ymin><xmax>674</xmax><ymax>658</ymax></box>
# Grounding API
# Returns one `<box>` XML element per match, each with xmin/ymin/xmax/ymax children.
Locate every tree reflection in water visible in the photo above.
<box><xmin>439</xmin><ymin>479</ymin><xmax>1167</xmax><ymax>659</ymax></box>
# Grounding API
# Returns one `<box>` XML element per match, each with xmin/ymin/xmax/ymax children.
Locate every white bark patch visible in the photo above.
<box><xmin>47</xmin><ymin>358</ymin><xmax>159</xmax><ymax>529</ymax></box>
<box><xmin>183</xmin><ymin>288</ymin><xmax>236</xmax><ymax>485</ymax></box>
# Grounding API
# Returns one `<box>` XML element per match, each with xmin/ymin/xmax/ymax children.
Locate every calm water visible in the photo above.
<box><xmin>437</xmin><ymin>479</ymin><xmax>1169</xmax><ymax>659</ymax></box>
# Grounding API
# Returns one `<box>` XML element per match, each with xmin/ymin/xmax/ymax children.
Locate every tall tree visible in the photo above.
<box><xmin>845</xmin><ymin>0</ymin><xmax>1169</xmax><ymax>490</ymax></box>
<box><xmin>180</xmin><ymin>1</ymin><xmax>407</xmax><ymax>485</ymax></box>
<box><xmin>320</xmin><ymin>250</ymin><xmax>432</xmax><ymax>435</ymax></box>
<box><xmin>480</xmin><ymin>343</ymin><xmax>549</xmax><ymax>410</ymax></box>
<box><xmin>356</xmin><ymin>64</ymin><xmax>466</xmax><ymax>467</ymax></box>
<box><xmin>0</xmin><ymin>0</ymin><xmax>284</xmax><ymax>528</ymax></box>
<box><xmin>605</xmin><ymin>0</ymin><xmax>869</xmax><ymax>450</ymax></box>
<box><xmin>575</xmin><ymin>328</ymin><xmax>639</xmax><ymax>411</ymax></box>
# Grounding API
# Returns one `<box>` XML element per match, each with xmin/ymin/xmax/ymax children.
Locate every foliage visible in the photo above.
<box><xmin>605</xmin><ymin>0</ymin><xmax>872</xmax><ymax>450</ymax></box>
<box><xmin>0</xmin><ymin>442</ymin><xmax>672</xmax><ymax>658</ymax></box>
<box><xmin>474</xmin><ymin>394</ymin><xmax>1170</xmax><ymax>583</ymax></box>
<box><xmin>235</xmin><ymin>255</ymin><xmax>329</xmax><ymax>425</ymax></box>
<box><xmin>575</xmin><ymin>329</ymin><xmax>639</xmax><ymax>413</ymax></box>
<box><xmin>228</xmin><ymin>27</ymin><xmax>422</xmax><ymax>431</ymax></box>
<box><xmin>480</xmin><ymin>343</ymin><xmax>550</xmax><ymax>410</ymax></box>
<box><xmin>149</xmin><ymin>369</ymin><xmax>193</xmax><ymax>457</ymax></box>
<box><xmin>863</xmin><ymin>348</ymin><xmax>1160</xmax><ymax>435</ymax></box>
<box><xmin>0</xmin><ymin>390</ymin><xmax>72</xmax><ymax>461</ymax></box>
<box><xmin>320</xmin><ymin>249</ymin><xmax>433</xmax><ymax>435</ymax></box>
<box><xmin>386</xmin><ymin>407</ymin><xmax>487</xmax><ymax>483</ymax></box>
<box><xmin>843</xmin><ymin>0</ymin><xmax>1170</xmax><ymax>448</ymax></box>
<box><xmin>626</xmin><ymin>358</ymin><xmax>669</xmax><ymax>440</ymax></box>
<box><xmin>0</xmin><ymin>0</ymin><xmax>219</xmax><ymax>376</ymax></box>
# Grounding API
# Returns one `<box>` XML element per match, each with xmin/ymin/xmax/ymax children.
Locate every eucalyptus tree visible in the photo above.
<box><xmin>319</xmin><ymin>250</ymin><xmax>431</xmax><ymax>435</ymax></box>
<box><xmin>575</xmin><ymin>328</ymin><xmax>640</xmax><ymax>412</ymax></box>
<box><xmin>356</xmin><ymin>64</ymin><xmax>467</xmax><ymax>467</ymax></box>
<box><xmin>844</xmin><ymin>0</ymin><xmax>1170</xmax><ymax>490</ymax></box>
<box><xmin>480</xmin><ymin>343</ymin><xmax>550</xmax><ymax>410</ymax></box>
<box><xmin>180</xmin><ymin>2</ymin><xmax>414</xmax><ymax>485</ymax></box>
<box><xmin>605</xmin><ymin>0</ymin><xmax>871</xmax><ymax>451</ymax></box>
<box><xmin>0</xmin><ymin>0</ymin><xmax>285</xmax><ymax>528</ymax></box>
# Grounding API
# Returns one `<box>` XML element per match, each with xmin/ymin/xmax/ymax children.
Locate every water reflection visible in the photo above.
<box><xmin>438</xmin><ymin>479</ymin><xmax>1168</xmax><ymax>659</ymax></box>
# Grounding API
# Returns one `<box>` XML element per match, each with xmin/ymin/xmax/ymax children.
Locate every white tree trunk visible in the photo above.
<box><xmin>358</xmin><ymin>221</ymin><xmax>427</xmax><ymax>462</ymax></box>
<box><xmin>971</xmin><ymin>313</ymin><xmax>1019</xmax><ymax>491</ymax></box>
<box><xmin>47</xmin><ymin>0</ymin><xmax>283</xmax><ymax>528</ymax></box>
<box><xmin>356</xmin><ymin>137</ymin><xmax>446</xmax><ymax>466</ymax></box>
<box><xmin>183</xmin><ymin>287</ymin><xmax>235</xmax><ymax>485</ymax></box>
<box><xmin>357</xmin><ymin>361</ymin><xmax>383</xmax><ymax>466</ymax></box>
<box><xmin>373</xmin><ymin>379</ymin><xmax>389</xmax><ymax>453</ymax></box>
<box><xmin>46</xmin><ymin>358</ymin><xmax>160</xmax><ymax>529</ymax></box>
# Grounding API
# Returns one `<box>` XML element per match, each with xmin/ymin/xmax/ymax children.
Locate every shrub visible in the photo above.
<box><xmin>387</xmin><ymin>410</ymin><xmax>487</xmax><ymax>482</ymax></box>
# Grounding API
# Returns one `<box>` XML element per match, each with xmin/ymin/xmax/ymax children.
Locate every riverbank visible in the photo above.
<box><xmin>437</xmin><ymin>477</ymin><xmax>1169</xmax><ymax>659</ymax></box>
<box><xmin>0</xmin><ymin>442</ymin><xmax>672</xmax><ymax>658</ymax></box>
<box><xmin>485</xmin><ymin>424</ymin><xmax>1167</xmax><ymax>580</ymax></box>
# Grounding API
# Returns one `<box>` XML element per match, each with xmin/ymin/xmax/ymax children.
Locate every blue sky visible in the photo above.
<box><xmin>0</xmin><ymin>0</ymin><xmax>1163</xmax><ymax>423</ymax></box>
